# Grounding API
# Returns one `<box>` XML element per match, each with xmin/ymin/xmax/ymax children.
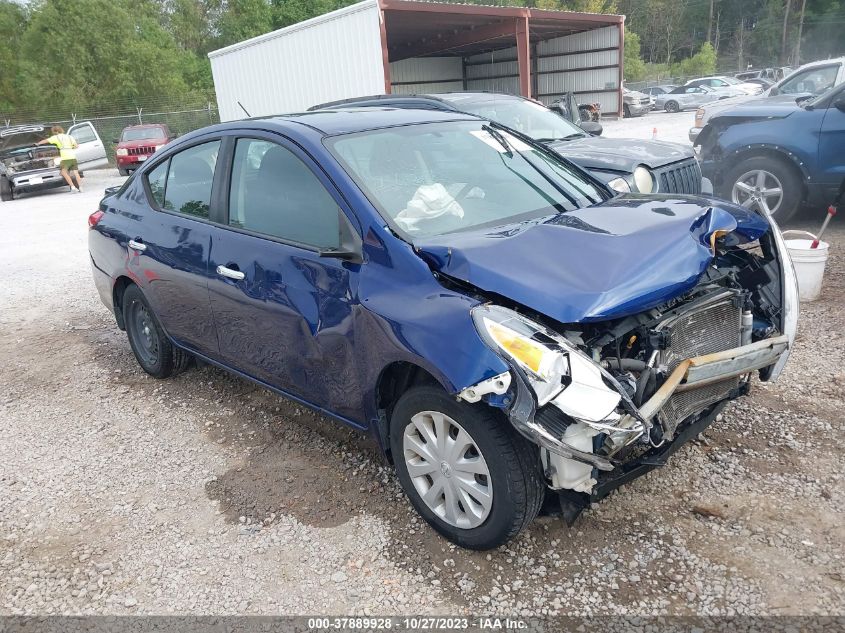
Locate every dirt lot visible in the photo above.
<box><xmin>1</xmin><ymin>170</ymin><xmax>843</xmax><ymax>616</ymax></box>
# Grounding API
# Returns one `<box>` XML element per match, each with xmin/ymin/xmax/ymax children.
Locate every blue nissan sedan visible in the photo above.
<box><xmin>89</xmin><ymin>108</ymin><xmax>797</xmax><ymax>549</ymax></box>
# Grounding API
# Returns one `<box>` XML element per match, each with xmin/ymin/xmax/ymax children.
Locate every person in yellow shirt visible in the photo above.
<box><xmin>37</xmin><ymin>126</ymin><xmax>83</xmax><ymax>193</ymax></box>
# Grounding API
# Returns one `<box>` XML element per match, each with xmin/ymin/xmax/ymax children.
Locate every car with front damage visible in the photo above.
<box><xmin>88</xmin><ymin>108</ymin><xmax>797</xmax><ymax>550</ymax></box>
<box><xmin>0</xmin><ymin>122</ymin><xmax>107</xmax><ymax>201</ymax></box>
<box><xmin>690</xmin><ymin>57</ymin><xmax>845</xmax><ymax>144</ymax></box>
<box><xmin>310</xmin><ymin>92</ymin><xmax>709</xmax><ymax>196</ymax></box>
<box><xmin>696</xmin><ymin>81</ymin><xmax>845</xmax><ymax>221</ymax></box>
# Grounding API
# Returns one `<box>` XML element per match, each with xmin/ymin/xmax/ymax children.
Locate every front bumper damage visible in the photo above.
<box><xmin>458</xmin><ymin>212</ymin><xmax>798</xmax><ymax>520</ymax></box>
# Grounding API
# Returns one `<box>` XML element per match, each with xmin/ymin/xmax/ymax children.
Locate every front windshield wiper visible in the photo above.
<box><xmin>482</xmin><ymin>124</ymin><xmax>512</xmax><ymax>157</ymax></box>
<box><xmin>535</xmin><ymin>133</ymin><xmax>586</xmax><ymax>143</ymax></box>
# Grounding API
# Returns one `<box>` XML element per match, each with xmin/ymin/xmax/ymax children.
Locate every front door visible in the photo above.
<box><xmin>207</xmin><ymin>135</ymin><xmax>362</xmax><ymax>419</ymax></box>
<box><xmin>818</xmin><ymin>86</ymin><xmax>845</xmax><ymax>200</ymax></box>
<box><xmin>68</xmin><ymin>121</ymin><xmax>107</xmax><ymax>169</ymax></box>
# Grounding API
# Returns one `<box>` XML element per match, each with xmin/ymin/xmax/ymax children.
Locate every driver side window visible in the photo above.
<box><xmin>228</xmin><ymin>138</ymin><xmax>341</xmax><ymax>249</ymax></box>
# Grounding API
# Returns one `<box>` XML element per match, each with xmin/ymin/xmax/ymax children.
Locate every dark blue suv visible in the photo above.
<box><xmin>698</xmin><ymin>82</ymin><xmax>845</xmax><ymax>221</ymax></box>
<box><xmin>89</xmin><ymin>107</ymin><xmax>796</xmax><ymax>549</ymax></box>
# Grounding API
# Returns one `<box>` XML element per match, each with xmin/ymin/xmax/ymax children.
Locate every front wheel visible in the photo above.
<box><xmin>122</xmin><ymin>284</ymin><xmax>191</xmax><ymax>378</ymax></box>
<box><xmin>723</xmin><ymin>156</ymin><xmax>803</xmax><ymax>222</ymax></box>
<box><xmin>665</xmin><ymin>100</ymin><xmax>680</xmax><ymax>113</ymax></box>
<box><xmin>623</xmin><ymin>104</ymin><xmax>631</xmax><ymax>118</ymax></box>
<box><xmin>390</xmin><ymin>385</ymin><xmax>544</xmax><ymax>550</ymax></box>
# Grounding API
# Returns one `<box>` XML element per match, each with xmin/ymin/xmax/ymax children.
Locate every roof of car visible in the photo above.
<box><xmin>123</xmin><ymin>123</ymin><xmax>168</xmax><ymax>129</ymax></box>
<box><xmin>240</xmin><ymin>107</ymin><xmax>479</xmax><ymax>136</ymax></box>
<box><xmin>309</xmin><ymin>91</ymin><xmax>525</xmax><ymax>112</ymax></box>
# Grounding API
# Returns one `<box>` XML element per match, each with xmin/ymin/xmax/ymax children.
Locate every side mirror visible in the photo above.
<box><xmin>579</xmin><ymin>120</ymin><xmax>603</xmax><ymax>136</ymax></box>
<box><xmin>769</xmin><ymin>86</ymin><xmax>779</xmax><ymax>96</ymax></box>
<box><xmin>318</xmin><ymin>209</ymin><xmax>363</xmax><ymax>264</ymax></box>
<box><xmin>834</xmin><ymin>98</ymin><xmax>845</xmax><ymax>113</ymax></box>
<box><xmin>112</xmin><ymin>138</ymin><xmax>119</xmax><ymax>144</ymax></box>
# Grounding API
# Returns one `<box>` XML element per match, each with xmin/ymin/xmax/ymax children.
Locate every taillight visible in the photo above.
<box><xmin>88</xmin><ymin>210</ymin><xmax>105</xmax><ymax>228</ymax></box>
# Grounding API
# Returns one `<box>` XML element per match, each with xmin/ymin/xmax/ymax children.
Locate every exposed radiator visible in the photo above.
<box><xmin>656</xmin><ymin>292</ymin><xmax>742</xmax><ymax>431</ymax></box>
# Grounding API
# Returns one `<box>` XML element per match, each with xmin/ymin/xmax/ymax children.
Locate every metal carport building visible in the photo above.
<box><xmin>209</xmin><ymin>0</ymin><xmax>625</xmax><ymax>121</ymax></box>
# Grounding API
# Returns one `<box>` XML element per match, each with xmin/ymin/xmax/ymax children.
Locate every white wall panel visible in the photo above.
<box><xmin>466</xmin><ymin>77</ymin><xmax>520</xmax><ymax>95</ymax></box>
<box><xmin>536</xmin><ymin>25</ymin><xmax>619</xmax><ymax>56</ymax></box>
<box><xmin>537</xmin><ymin>49</ymin><xmax>618</xmax><ymax>73</ymax></box>
<box><xmin>210</xmin><ymin>0</ymin><xmax>383</xmax><ymax>120</ymax></box>
<box><xmin>537</xmin><ymin>67</ymin><xmax>618</xmax><ymax>94</ymax></box>
<box><xmin>390</xmin><ymin>57</ymin><xmax>462</xmax><ymax>83</ymax></box>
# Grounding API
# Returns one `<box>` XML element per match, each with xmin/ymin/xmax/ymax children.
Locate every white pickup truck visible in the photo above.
<box><xmin>690</xmin><ymin>57</ymin><xmax>845</xmax><ymax>144</ymax></box>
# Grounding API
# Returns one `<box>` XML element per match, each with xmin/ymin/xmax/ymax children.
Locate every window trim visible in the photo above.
<box><xmin>140</xmin><ymin>136</ymin><xmax>224</xmax><ymax>223</ymax></box>
<box><xmin>219</xmin><ymin>132</ymin><xmax>362</xmax><ymax>254</ymax></box>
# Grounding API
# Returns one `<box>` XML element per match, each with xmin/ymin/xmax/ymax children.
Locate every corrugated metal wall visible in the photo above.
<box><xmin>464</xmin><ymin>47</ymin><xmax>520</xmax><ymax>96</ymax></box>
<box><xmin>390</xmin><ymin>58</ymin><xmax>463</xmax><ymax>95</ymax></box>
<box><xmin>535</xmin><ymin>25</ymin><xmax>620</xmax><ymax>113</ymax></box>
<box><xmin>209</xmin><ymin>0</ymin><xmax>384</xmax><ymax>120</ymax></box>
<box><xmin>416</xmin><ymin>24</ymin><xmax>622</xmax><ymax>115</ymax></box>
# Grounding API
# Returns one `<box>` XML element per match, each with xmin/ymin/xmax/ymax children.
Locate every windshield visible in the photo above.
<box><xmin>328</xmin><ymin>121</ymin><xmax>607</xmax><ymax>240</ymax></box>
<box><xmin>721</xmin><ymin>76</ymin><xmax>742</xmax><ymax>85</ymax></box>
<box><xmin>121</xmin><ymin>127</ymin><xmax>166</xmax><ymax>142</ymax></box>
<box><xmin>441</xmin><ymin>96</ymin><xmax>585</xmax><ymax>142</ymax></box>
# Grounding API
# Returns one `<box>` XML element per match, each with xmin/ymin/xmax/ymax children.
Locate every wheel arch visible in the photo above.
<box><xmin>111</xmin><ymin>275</ymin><xmax>135</xmax><ymax>330</ymax></box>
<box><xmin>373</xmin><ymin>361</ymin><xmax>443</xmax><ymax>463</ymax></box>
<box><xmin>720</xmin><ymin>144</ymin><xmax>810</xmax><ymax>200</ymax></box>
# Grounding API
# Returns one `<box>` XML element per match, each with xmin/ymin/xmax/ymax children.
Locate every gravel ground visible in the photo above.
<box><xmin>602</xmin><ymin>109</ymin><xmax>696</xmax><ymax>146</ymax></box>
<box><xmin>1</xmin><ymin>170</ymin><xmax>843</xmax><ymax>617</ymax></box>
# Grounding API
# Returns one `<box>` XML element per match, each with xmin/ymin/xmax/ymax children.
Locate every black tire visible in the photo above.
<box><xmin>623</xmin><ymin>104</ymin><xmax>631</xmax><ymax>118</ymax></box>
<box><xmin>118</xmin><ymin>167</ymin><xmax>129</xmax><ymax>177</ymax></box>
<box><xmin>390</xmin><ymin>385</ymin><xmax>544</xmax><ymax>550</ymax></box>
<box><xmin>0</xmin><ymin>176</ymin><xmax>12</xmax><ymax>202</ymax></box>
<box><xmin>122</xmin><ymin>284</ymin><xmax>191</xmax><ymax>378</ymax></box>
<box><xmin>665</xmin><ymin>100</ymin><xmax>680</xmax><ymax>113</ymax></box>
<box><xmin>722</xmin><ymin>155</ymin><xmax>803</xmax><ymax>223</ymax></box>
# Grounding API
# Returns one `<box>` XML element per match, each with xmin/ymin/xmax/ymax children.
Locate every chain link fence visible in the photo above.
<box><xmin>1</xmin><ymin>99</ymin><xmax>220</xmax><ymax>166</ymax></box>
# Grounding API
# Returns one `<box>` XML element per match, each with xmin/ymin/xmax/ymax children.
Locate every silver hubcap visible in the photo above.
<box><xmin>732</xmin><ymin>169</ymin><xmax>784</xmax><ymax>216</ymax></box>
<box><xmin>403</xmin><ymin>411</ymin><xmax>492</xmax><ymax>529</ymax></box>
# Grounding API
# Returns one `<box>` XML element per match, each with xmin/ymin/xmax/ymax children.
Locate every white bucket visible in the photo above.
<box><xmin>783</xmin><ymin>230</ymin><xmax>829</xmax><ymax>302</ymax></box>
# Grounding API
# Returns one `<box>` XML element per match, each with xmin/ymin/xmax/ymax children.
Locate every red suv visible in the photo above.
<box><xmin>114</xmin><ymin>124</ymin><xmax>173</xmax><ymax>176</ymax></box>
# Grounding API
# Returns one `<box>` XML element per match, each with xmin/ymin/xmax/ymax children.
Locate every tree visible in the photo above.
<box><xmin>623</xmin><ymin>31</ymin><xmax>646</xmax><ymax>81</ymax></box>
<box><xmin>0</xmin><ymin>1</ymin><xmax>27</xmax><ymax>115</ymax></box>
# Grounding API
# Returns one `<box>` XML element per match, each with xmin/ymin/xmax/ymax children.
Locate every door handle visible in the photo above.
<box><xmin>216</xmin><ymin>265</ymin><xmax>245</xmax><ymax>281</ymax></box>
<box><xmin>128</xmin><ymin>239</ymin><xmax>146</xmax><ymax>252</ymax></box>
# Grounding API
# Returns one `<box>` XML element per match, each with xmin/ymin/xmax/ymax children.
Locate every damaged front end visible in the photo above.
<box><xmin>457</xmin><ymin>210</ymin><xmax>798</xmax><ymax>521</ymax></box>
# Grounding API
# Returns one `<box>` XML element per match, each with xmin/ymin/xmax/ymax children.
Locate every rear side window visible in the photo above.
<box><xmin>147</xmin><ymin>141</ymin><xmax>219</xmax><ymax>218</ymax></box>
<box><xmin>147</xmin><ymin>160</ymin><xmax>168</xmax><ymax>207</ymax></box>
<box><xmin>228</xmin><ymin>138</ymin><xmax>340</xmax><ymax>249</ymax></box>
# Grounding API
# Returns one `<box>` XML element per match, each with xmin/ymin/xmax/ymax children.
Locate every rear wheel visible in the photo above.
<box><xmin>665</xmin><ymin>100</ymin><xmax>680</xmax><ymax>113</ymax></box>
<box><xmin>122</xmin><ymin>284</ymin><xmax>191</xmax><ymax>378</ymax></box>
<box><xmin>724</xmin><ymin>155</ymin><xmax>803</xmax><ymax>222</ymax></box>
<box><xmin>0</xmin><ymin>176</ymin><xmax>12</xmax><ymax>201</ymax></box>
<box><xmin>390</xmin><ymin>385</ymin><xmax>544</xmax><ymax>550</ymax></box>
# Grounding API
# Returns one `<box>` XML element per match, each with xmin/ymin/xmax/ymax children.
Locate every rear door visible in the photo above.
<box><xmin>206</xmin><ymin>133</ymin><xmax>362</xmax><ymax>418</ymax></box>
<box><xmin>127</xmin><ymin>138</ymin><xmax>222</xmax><ymax>355</ymax></box>
<box><xmin>68</xmin><ymin>121</ymin><xmax>107</xmax><ymax>169</ymax></box>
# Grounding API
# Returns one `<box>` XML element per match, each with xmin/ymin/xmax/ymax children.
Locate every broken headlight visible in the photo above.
<box><xmin>471</xmin><ymin>305</ymin><xmax>571</xmax><ymax>406</ymax></box>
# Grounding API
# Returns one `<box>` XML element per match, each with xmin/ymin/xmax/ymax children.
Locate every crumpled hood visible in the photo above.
<box><xmin>716</xmin><ymin>94</ymin><xmax>806</xmax><ymax>119</ymax></box>
<box><xmin>415</xmin><ymin>195</ymin><xmax>769</xmax><ymax>324</ymax></box>
<box><xmin>547</xmin><ymin>136</ymin><xmax>694</xmax><ymax>172</ymax></box>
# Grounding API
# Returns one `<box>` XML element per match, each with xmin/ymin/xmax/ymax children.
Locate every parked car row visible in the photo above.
<box><xmin>88</xmin><ymin>90</ymin><xmax>798</xmax><ymax>549</ymax></box>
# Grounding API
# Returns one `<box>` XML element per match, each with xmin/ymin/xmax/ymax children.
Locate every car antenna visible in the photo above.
<box><xmin>238</xmin><ymin>101</ymin><xmax>252</xmax><ymax>118</ymax></box>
